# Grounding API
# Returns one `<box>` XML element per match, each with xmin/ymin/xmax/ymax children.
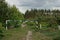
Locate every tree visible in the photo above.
<box><xmin>0</xmin><ymin>0</ymin><xmax>24</xmax><ymax>28</ymax></box>
<box><xmin>8</xmin><ymin>5</ymin><xmax>24</xmax><ymax>20</ymax></box>
<box><xmin>0</xmin><ymin>0</ymin><xmax>8</xmax><ymax>23</ymax></box>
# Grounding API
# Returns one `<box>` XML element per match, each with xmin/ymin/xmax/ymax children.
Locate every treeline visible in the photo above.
<box><xmin>25</xmin><ymin>9</ymin><xmax>60</xmax><ymax>24</ymax></box>
<box><xmin>0</xmin><ymin>0</ymin><xmax>24</xmax><ymax>39</ymax></box>
<box><xmin>25</xmin><ymin>9</ymin><xmax>60</xmax><ymax>19</ymax></box>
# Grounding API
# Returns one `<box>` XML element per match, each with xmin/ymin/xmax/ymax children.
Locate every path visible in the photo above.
<box><xmin>26</xmin><ymin>31</ymin><xmax>32</xmax><ymax>40</ymax></box>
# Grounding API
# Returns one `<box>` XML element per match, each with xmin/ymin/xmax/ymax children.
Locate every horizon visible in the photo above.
<box><xmin>5</xmin><ymin>0</ymin><xmax>60</xmax><ymax>14</ymax></box>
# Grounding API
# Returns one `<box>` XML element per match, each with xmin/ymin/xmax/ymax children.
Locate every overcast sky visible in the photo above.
<box><xmin>5</xmin><ymin>0</ymin><xmax>60</xmax><ymax>13</ymax></box>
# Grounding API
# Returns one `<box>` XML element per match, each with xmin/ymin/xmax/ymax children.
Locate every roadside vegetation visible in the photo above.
<box><xmin>0</xmin><ymin>0</ymin><xmax>60</xmax><ymax>40</ymax></box>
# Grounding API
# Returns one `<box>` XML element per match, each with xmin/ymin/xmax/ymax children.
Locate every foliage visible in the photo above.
<box><xmin>8</xmin><ymin>5</ymin><xmax>24</xmax><ymax>20</ymax></box>
<box><xmin>24</xmin><ymin>9</ymin><xmax>60</xmax><ymax>30</ymax></box>
<box><xmin>7</xmin><ymin>20</ymin><xmax>21</xmax><ymax>29</ymax></box>
<box><xmin>0</xmin><ymin>0</ymin><xmax>24</xmax><ymax>28</ymax></box>
<box><xmin>0</xmin><ymin>23</ymin><xmax>5</xmax><ymax>39</ymax></box>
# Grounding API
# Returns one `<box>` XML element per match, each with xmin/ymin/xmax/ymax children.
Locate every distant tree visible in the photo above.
<box><xmin>24</xmin><ymin>10</ymin><xmax>29</xmax><ymax>19</ymax></box>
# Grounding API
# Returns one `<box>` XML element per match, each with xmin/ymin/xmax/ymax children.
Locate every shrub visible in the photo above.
<box><xmin>0</xmin><ymin>23</ymin><xmax>5</xmax><ymax>39</ymax></box>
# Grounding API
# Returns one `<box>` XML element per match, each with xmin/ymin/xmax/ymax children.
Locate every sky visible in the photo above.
<box><xmin>5</xmin><ymin>0</ymin><xmax>60</xmax><ymax>13</ymax></box>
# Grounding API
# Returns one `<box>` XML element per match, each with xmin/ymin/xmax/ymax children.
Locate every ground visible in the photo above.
<box><xmin>1</xmin><ymin>25</ymin><xmax>54</xmax><ymax>40</ymax></box>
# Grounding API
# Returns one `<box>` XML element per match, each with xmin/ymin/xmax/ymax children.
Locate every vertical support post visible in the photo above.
<box><xmin>40</xmin><ymin>24</ymin><xmax>42</xmax><ymax>29</ymax></box>
<box><xmin>6</xmin><ymin>20</ymin><xmax>8</xmax><ymax>30</ymax></box>
<box><xmin>58</xmin><ymin>25</ymin><xmax>60</xmax><ymax>30</ymax></box>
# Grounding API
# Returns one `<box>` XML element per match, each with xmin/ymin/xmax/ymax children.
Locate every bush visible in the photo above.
<box><xmin>53</xmin><ymin>36</ymin><xmax>60</xmax><ymax>40</ymax></box>
<box><xmin>0</xmin><ymin>23</ymin><xmax>5</xmax><ymax>39</ymax></box>
<box><xmin>7</xmin><ymin>20</ymin><xmax>21</xmax><ymax>29</ymax></box>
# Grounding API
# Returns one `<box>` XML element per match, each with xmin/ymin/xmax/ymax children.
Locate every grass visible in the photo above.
<box><xmin>1</xmin><ymin>23</ymin><xmax>60</xmax><ymax>40</ymax></box>
<box><xmin>2</xmin><ymin>27</ymin><xmax>28</xmax><ymax>40</ymax></box>
<box><xmin>40</xmin><ymin>29</ymin><xmax>60</xmax><ymax>40</ymax></box>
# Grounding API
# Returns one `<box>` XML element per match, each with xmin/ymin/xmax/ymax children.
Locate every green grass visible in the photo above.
<box><xmin>2</xmin><ymin>27</ymin><xmax>28</xmax><ymax>40</ymax></box>
<box><xmin>40</xmin><ymin>29</ymin><xmax>60</xmax><ymax>40</ymax></box>
<box><xmin>1</xmin><ymin>26</ymin><xmax>52</xmax><ymax>40</ymax></box>
<box><xmin>1</xmin><ymin>23</ymin><xmax>60</xmax><ymax>40</ymax></box>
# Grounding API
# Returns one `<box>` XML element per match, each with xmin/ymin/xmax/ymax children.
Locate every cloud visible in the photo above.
<box><xmin>52</xmin><ymin>7</ymin><xmax>60</xmax><ymax>10</ymax></box>
<box><xmin>5</xmin><ymin>0</ymin><xmax>60</xmax><ymax>13</ymax></box>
